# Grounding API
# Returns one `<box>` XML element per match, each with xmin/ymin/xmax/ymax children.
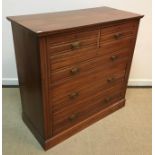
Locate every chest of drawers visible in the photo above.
<box><xmin>7</xmin><ymin>6</ymin><xmax>143</xmax><ymax>150</ymax></box>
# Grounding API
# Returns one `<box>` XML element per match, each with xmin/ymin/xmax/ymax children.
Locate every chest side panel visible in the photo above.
<box><xmin>11</xmin><ymin>22</ymin><xmax>45</xmax><ymax>141</ymax></box>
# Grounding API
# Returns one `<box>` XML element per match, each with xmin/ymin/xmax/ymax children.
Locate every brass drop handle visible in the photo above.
<box><xmin>110</xmin><ymin>55</ymin><xmax>118</xmax><ymax>61</ymax></box>
<box><xmin>70</xmin><ymin>67</ymin><xmax>80</xmax><ymax>75</ymax></box>
<box><xmin>70</xmin><ymin>41</ymin><xmax>80</xmax><ymax>50</ymax></box>
<box><xmin>68</xmin><ymin>113</ymin><xmax>78</xmax><ymax>121</ymax></box>
<box><xmin>107</xmin><ymin>77</ymin><xmax>115</xmax><ymax>83</ymax></box>
<box><xmin>114</xmin><ymin>32</ymin><xmax>123</xmax><ymax>40</ymax></box>
<box><xmin>68</xmin><ymin>92</ymin><xmax>79</xmax><ymax>99</ymax></box>
<box><xmin>103</xmin><ymin>97</ymin><xmax>112</xmax><ymax>103</ymax></box>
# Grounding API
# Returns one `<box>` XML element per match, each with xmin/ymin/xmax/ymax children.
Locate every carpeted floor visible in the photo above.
<box><xmin>2</xmin><ymin>88</ymin><xmax>152</xmax><ymax>155</ymax></box>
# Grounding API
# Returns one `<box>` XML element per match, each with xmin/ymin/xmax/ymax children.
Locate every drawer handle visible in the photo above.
<box><xmin>68</xmin><ymin>113</ymin><xmax>78</xmax><ymax>121</ymax></box>
<box><xmin>103</xmin><ymin>97</ymin><xmax>112</xmax><ymax>103</ymax></box>
<box><xmin>71</xmin><ymin>41</ymin><xmax>80</xmax><ymax>50</ymax></box>
<box><xmin>114</xmin><ymin>33</ymin><xmax>123</xmax><ymax>40</ymax></box>
<box><xmin>110</xmin><ymin>55</ymin><xmax>118</xmax><ymax>61</ymax></box>
<box><xmin>107</xmin><ymin>77</ymin><xmax>115</xmax><ymax>83</ymax></box>
<box><xmin>69</xmin><ymin>92</ymin><xmax>79</xmax><ymax>99</ymax></box>
<box><xmin>70</xmin><ymin>67</ymin><xmax>80</xmax><ymax>75</ymax></box>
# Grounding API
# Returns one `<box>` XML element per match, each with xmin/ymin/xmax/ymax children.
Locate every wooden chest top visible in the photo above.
<box><xmin>7</xmin><ymin>7</ymin><xmax>143</xmax><ymax>35</ymax></box>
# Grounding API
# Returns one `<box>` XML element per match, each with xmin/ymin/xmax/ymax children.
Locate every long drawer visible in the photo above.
<box><xmin>52</xmin><ymin>83</ymin><xmax>124</xmax><ymax>135</ymax></box>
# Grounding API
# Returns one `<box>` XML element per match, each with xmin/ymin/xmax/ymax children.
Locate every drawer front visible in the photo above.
<box><xmin>52</xmin><ymin>84</ymin><xmax>124</xmax><ymax>135</ymax></box>
<box><xmin>47</xmin><ymin>29</ymin><xmax>99</xmax><ymax>52</ymax></box>
<box><xmin>49</xmin><ymin>61</ymin><xmax>127</xmax><ymax>103</ymax></box>
<box><xmin>100</xmin><ymin>21</ymin><xmax>138</xmax><ymax>45</ymax></box>
<box><xmin>50</xmin><ymin>47</ymin><xmax>130</xmax><ymax>84</ymax></box>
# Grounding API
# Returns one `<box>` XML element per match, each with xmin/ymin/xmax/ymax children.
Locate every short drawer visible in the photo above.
<box><xmin>49</xmin><ymin>62</ymin><xmax>127</xmax><ymax>104</ymax></box>
<box><xmin>50</xmin><ymin>49</ymin><xmax>130</xmax><ymax>84</ymax></box>
<box><xmin>100</xmin><ymin>21</ymin><xmax>138</xmax><ymax>45</ymax></box>
<box><xmin>52</xmin><ymin>84</ymin><xmax>124</xmax><ymax>135</ymax></box>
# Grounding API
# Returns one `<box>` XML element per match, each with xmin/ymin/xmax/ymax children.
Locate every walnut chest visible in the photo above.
<box><xmin>7</xmin><ymin>6</ymin><xmax>143</xmax><ymax>150</ymax></box>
